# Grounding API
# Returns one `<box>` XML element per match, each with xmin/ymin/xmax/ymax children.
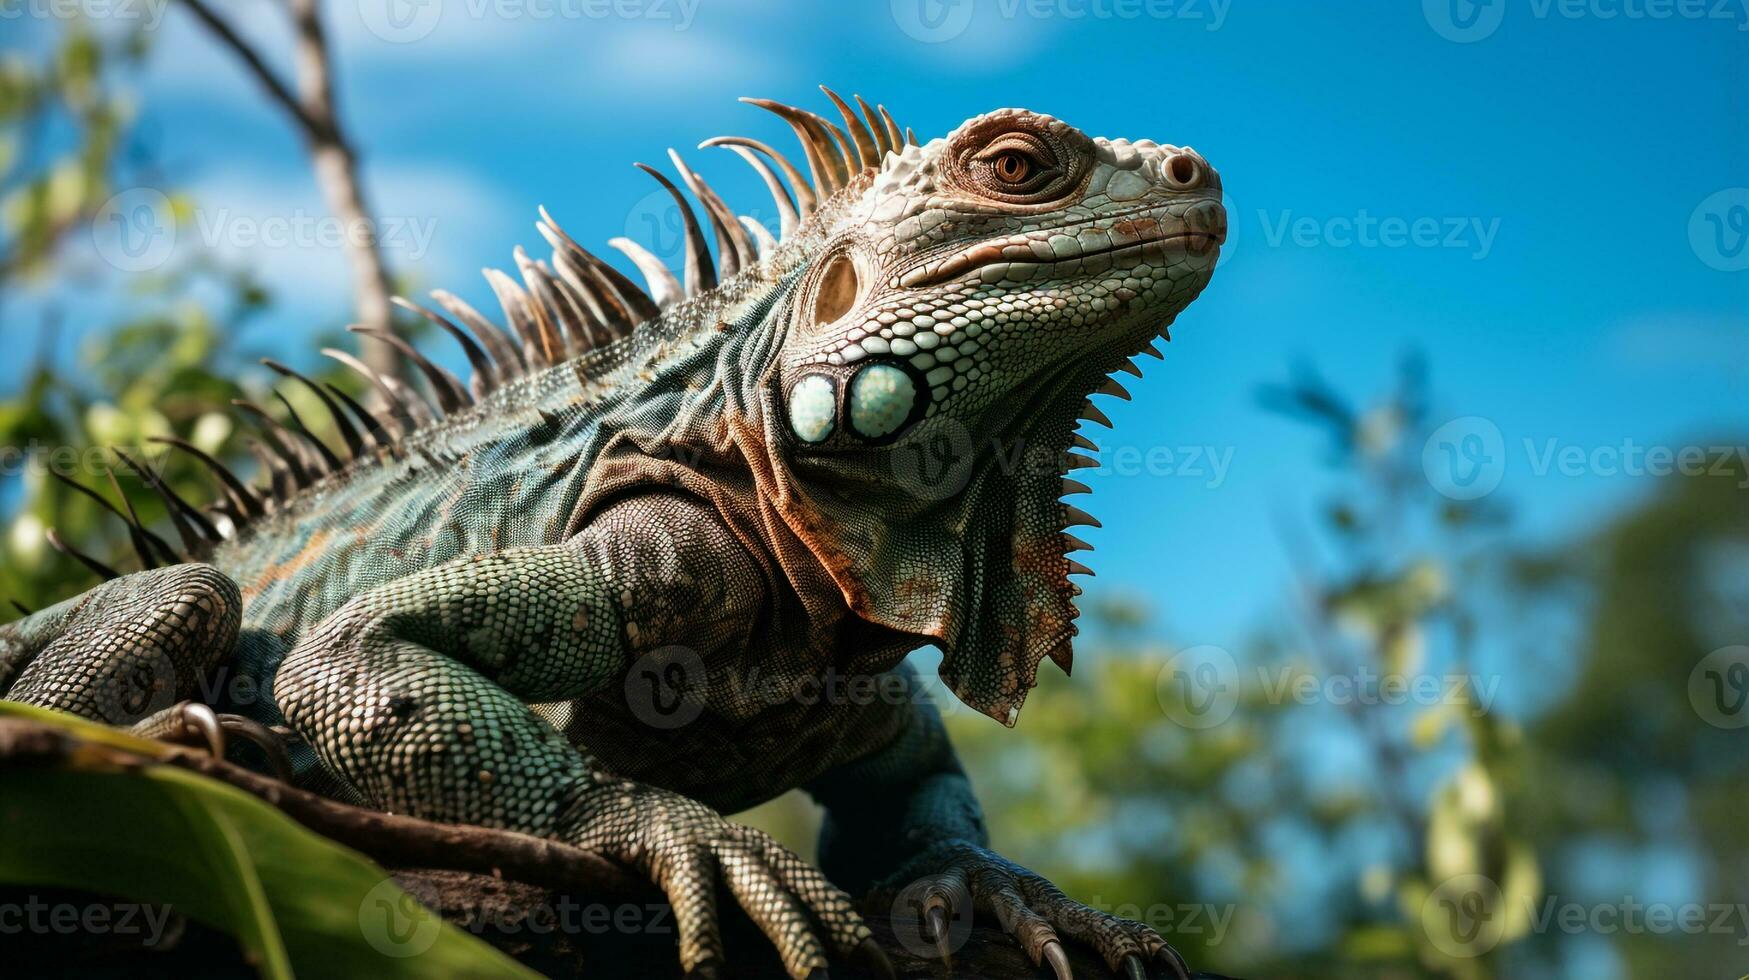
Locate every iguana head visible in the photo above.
<box><xmin>744</xmin><ymin>100</ymin><xmax>1226</xmax><ymax>724</ymax></box>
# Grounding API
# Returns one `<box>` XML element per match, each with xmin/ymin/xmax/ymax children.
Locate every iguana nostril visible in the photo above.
<box><xmin>1185</xmin><ymin>200</ymin><xmax>1227</xmax><ymax>244</ymax></box>
<box><xmin>1165</xmin><ymin>154</ymin><xmax>1202</xmax><ymax>189</ymax></box>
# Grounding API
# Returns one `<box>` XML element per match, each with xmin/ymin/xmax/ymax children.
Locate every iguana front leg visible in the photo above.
<box><xmin>275</xmin><ymin>493</ymin><xmax>882</xmax><ymax>978</ymax></box>
<box><xmin>1</xmin><ymin>563</ymin><xmax>239</xmax><ymax>727</ymax></box>
<box><xmin>807</xmin><ymin>666</ymin><xmax>1190</xmax><ymax>980</ymax></box>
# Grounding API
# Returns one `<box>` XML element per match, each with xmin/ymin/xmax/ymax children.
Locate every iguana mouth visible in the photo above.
<box><xmin>899</xmin><ymin>206</ymin><xmax>1225</xmax><ymax>289</ymax></box>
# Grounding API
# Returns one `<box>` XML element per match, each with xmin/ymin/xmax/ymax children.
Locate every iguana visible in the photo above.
<box><xmin>0</xmin><ymin>89</ymin><xmax>1225</xmax><ymax>979</ymax></box>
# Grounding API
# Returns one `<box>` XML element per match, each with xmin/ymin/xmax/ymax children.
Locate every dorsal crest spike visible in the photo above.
<box><xmin>609</xmin><ymin>236</ymin><xmax>684</xmax><ymax>309</ymax></box>
<box><xmin>46</xmin><ymin>527</ymin><xmax>120</xmax><ymax>582</ymax></box>
<box><xmin>321</xmin><ymin>347</ymin><xmax>416</xmax><ymax>435</ymax></box>
<box><xmin>878</xmin><ymin>105</ymin><xmax>904</xmax><ymax>153</ymax></box>
<box><xmin>739</xmin><ymin>216</ymin><xmax>778</xmax><ymax>256</ymax></box>
<box><xmin>320</xmin><ymin>381</ymin><xmax>390</xmax><ymax>449</ymax></box>
<box><xmin>49</xmin><ymin>469</ymin><xmax>168</xmax><ymax>569</ymax></box>
<box><xmin>1079</xmin><ymin>402</ymin><xmax>1114</xmax><ymax>428</ymax></box>
<box><xmin>634</xmin><ymin>162</ymin><xmax>716</xmax><ymax>298</ymax></box>
<box><xmin>516</xmin><ymin>251</ymin><xmax>586</xmax><ymax>358</ymax></box>
<box><xmin>668</xmin><ymin>148</ymin><xmax>753</xmax><ymax>275</ymax></box>
<box><xmin>820</xmin><ymin>86</ymin><xmax>877</xmax><ymax>171</ymax></box>
<box><xmin>511</xmin><ymin>247</ymin><xmax>569</xmax><ymax>363</ymax></box>
<box><xmin>113</xmin><ymin>446</ymin><xmax>221</xmax><ymax>550</ymax></box>
<box><xmin>431</xmin><ymin>288</ymin><xmax>527</xmax><ymax>378</ymax></box>
<box><xmin>263</xmin><ymin>358</ymin><xmax>366</xmax><ymax>459</ymax></box>
<box><xmin>349</xmin><ymin>326</ymin><xmax>470</xmax><ymax>414</ymax></box>
<box><xmin>106</xmin><ymin>465</ymin><xmax>178</xmax><ymax>566</ymax></box>
<box><xmin>740</xmin><ymin>98</ymin><xmax>841</xmax><ymax>200</ymax></box>
<box><xmin>271</xmin><ymin>388</ymin><xmax>343</xmax><ymax>472</ymax></box>
<box><xmin>853</xmin><ymin>94</ymin><xmax>891</xmax><ymax>158</ymax></box>
<box><xmin>537</xmin><ymin>206</ymin><xmax>660</xmax><ymax>327</ymax></box>
<box><xmin>392</xmin><ymin>298</ymin><xmax>498</xmax><ymax>394</ymax></box>
<box><xmin>232</xmin><ymin>400</ymin><xmax>317</xmax><ymax>488</ymax></box>
<box><xmin>701</xmin><ymin>136</ymin><xmax>816</xmax><ymax>216</ymax></box>
<box><xmin>150</xmin><ymin>435</ymin><xmax>265</xmax><ymax>519</ymax></box>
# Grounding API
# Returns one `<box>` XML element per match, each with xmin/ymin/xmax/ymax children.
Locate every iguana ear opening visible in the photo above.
<box><xmin>811</xmin><ymin>250</ymin><xmax>860</xmax><ymax>329</ymax></box>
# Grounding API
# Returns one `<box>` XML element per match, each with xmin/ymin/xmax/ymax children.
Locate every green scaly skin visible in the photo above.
<box><xmin>0</xmin><ymin>91</ymin><xmax>1225</xmax><ymax>979</ymax></box>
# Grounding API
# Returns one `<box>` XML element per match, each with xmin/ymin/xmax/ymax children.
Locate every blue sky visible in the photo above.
<box><xmin>8</xmin><ymin>0</ymin><xmax>1747</xmax><ymax>661</ymax></box>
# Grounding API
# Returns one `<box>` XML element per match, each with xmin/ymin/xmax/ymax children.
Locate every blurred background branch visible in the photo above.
<box><xmin>178</xmin><ymin>0</ymin><xmax>402</xmax><ymax>379</ymax></box>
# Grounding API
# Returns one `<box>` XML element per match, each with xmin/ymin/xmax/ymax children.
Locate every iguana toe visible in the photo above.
<box><xmin>879</xmin><ymin>840</ymin><xmax>1193</xmax><ymax>980</ymax></box>
<box><xmin>572</xmin><ymin>786</ymin><xmax>871</xmax><ymax>979</ymax></box>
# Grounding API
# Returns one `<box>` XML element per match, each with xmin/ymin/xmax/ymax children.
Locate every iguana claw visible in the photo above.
<box><xmin>136</xmin><ymin>700</ymin><xmax>294</xmax><ymax>780</ymax></box>
<box><xmin>880</xmin><ymin>840</ymin><xmax>1193</xmax><ymax>980</ymax></box>
<box><xmin>924</xmin><ymin>904</ymin><xmax>953</xmax><ymax>963</ymax></box>
<box><xmin>174</xmin><ymin>702</ymin><xmax>225</xmax><ymax>757</ymax></box>
<box><xmin>855</xmin><ymin>936</ymin><xmax>897</xmax><ymax>980</ymax></box>
<box><xmin>215</xmin><ymin>713</ymin><xmax>296</xmax><ymax>780</ymax></box>
<box><xmin>1044</xmin><ymin>939</ymin><xmax>1074</xmax><ymax>980</ymax></box>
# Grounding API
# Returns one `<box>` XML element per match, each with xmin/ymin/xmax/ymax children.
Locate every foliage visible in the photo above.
<box><xmin>0</xmin><ymin>21</ymin><xmax>367</xmax><ymax>616</ymax></box>
<box><xmin>0</xmin><ymin>703</ymin><xmax>540</xmax><ymax>978</ymax></box>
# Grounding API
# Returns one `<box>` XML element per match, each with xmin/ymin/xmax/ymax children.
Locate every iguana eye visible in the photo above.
<box><xmin>945</xmin><ymin>114</ymin><xmax>1091</xmax><ymax>207</ymax></box>
<box><xmin>992</xmin><ymin>151</ymin><xmax>1032</xmax><ymax>184</ymax></box>
<box><xmin>969</xmin><ymin>135</ymin><xmax>1061</xmax><ymax>198</ymax></box>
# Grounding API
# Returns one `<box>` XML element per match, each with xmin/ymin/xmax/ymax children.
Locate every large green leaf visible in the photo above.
<box><xmin>0</xmin><ymin>703</ymin><xmax>539</xmax><ymax>979</ymax></box>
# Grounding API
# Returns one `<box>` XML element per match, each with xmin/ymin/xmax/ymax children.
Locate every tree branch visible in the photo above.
<box><xmin>176</xmin><ymin>0</ymin><xmax>403</xmax><ymax>379</ymax></box>
<box><xmin>0</xmin><ymin>717</ymin><xmax>646</xmax><ymax>897</ymax></box>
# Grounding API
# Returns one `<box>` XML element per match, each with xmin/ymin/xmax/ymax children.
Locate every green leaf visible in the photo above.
<box><xmin>0</xmin><ymin>704</ymin><xmax>539</xmax><ymax>979</ymax></box>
